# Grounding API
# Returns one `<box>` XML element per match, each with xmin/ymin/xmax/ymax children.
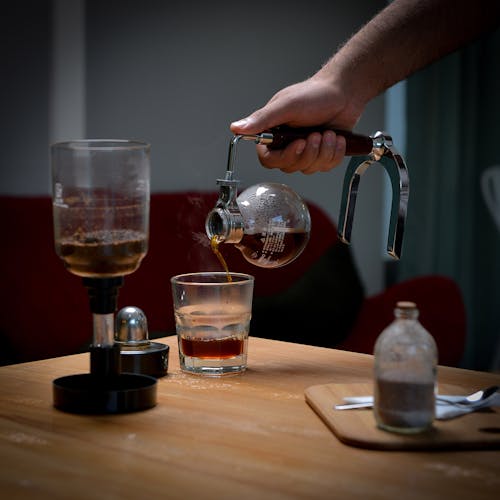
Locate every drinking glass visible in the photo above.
<box><xmin>171</xmin><ymin>272</ymin><xmax>254</xmax><ymax>376</ymax></box>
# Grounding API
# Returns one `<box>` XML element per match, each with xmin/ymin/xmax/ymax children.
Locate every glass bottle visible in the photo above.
<box><xmin>373</xmin><ymin>301</ymin><xmax>438</xmax><ymax>433</ymax></box>
<box><xmin>206</xmin><ymin>182</ymin><xmax>311</xmax><ymax>268</ymax></box>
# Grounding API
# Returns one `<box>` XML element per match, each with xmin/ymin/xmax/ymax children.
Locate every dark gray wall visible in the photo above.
<box><xmin>1</xmin><ymin>1</ymin><xmax>50</xmax><ymax>193</ymax></box>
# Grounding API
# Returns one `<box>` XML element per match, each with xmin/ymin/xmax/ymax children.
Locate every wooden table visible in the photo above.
<box><xmin>1</xmin><ymin>336</ymin><xmax>499</xmax><ymax>499</ymax></box>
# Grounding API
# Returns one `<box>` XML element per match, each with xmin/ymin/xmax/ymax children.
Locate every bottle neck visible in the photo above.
<box><xmin>394</xmin><ymin>301</ymin><xmax>419</xmax><ymax>320</ymax></box>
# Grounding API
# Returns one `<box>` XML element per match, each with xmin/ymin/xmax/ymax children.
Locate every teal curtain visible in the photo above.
<box><xmin>397</xmin><ymin>28</ymin><xmax>500</xmax><ymax>371</ymax></box>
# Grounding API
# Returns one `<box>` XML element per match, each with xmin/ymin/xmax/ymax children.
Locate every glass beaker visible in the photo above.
<box><xmin>51</xmin><ymin>140</ymin><xmax>150</xmax><ymax>278</ymax></box>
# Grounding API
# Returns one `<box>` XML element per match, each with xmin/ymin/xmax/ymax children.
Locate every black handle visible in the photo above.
<box><xmin>267</xmin><ymin>126</ymin><xmax>373</xmax><ymax>156</ymax></box>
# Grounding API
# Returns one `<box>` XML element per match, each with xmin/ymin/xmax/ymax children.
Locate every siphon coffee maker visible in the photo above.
<box><xmin>50</xmin><ymin>140</ymin><xmax>157</xmax><ymax>414</ymax></box>
<box><xmin>206</xmin><ymin>126</ymin><xmax>409</xmax><ymax>262</ymax></box>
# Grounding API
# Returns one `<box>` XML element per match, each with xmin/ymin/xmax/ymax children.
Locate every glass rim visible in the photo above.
<box><xmin>171</xmin><ymin>272</ymin><xmax>254</xmax><ymax>285</ymax></box>
<box><xmin>51</xmin><ymin>139</ymin><xmax>150</xmax><ymax>152</ymax></box>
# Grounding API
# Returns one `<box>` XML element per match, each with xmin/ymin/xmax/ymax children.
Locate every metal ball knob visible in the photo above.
<box><xmin>115</xmin><ymin>306</ymin><xmax>149</xmax><ymax>345</ymax></box>
<box><xmin>114</xmin><ymin>306</ymin><xmax>169</xmax><ymax>378</ymax></box>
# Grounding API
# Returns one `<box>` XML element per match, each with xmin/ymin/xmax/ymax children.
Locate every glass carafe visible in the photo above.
<box><xmin>206</xmin><ymin>182</ymin><xmax>311</xmax><ymax>268</ymax></box>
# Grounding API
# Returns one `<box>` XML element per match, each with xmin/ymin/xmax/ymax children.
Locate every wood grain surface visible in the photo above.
<box><xmin>1</xmin><ymin>336</ymin><xmax>500</xmax><ymax>500</ymax></box>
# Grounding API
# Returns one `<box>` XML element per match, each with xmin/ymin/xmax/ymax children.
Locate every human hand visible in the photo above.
<box><xmin>230</xmin><ymin>76</ymin><xmax>364</xmax><ymax>174</ymax></box>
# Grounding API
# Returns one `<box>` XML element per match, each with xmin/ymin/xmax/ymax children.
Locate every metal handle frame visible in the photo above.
<box><xmin>338</xmin><ymin>131</ymin><xmax>410</xmax><ymax>259</ymax></box>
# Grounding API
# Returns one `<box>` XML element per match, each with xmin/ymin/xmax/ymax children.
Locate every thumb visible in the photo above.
<box><xmin>229</xmin><ymin>116</ymin><xmax>259</xmax><ymax>135</ymax></box>
<box><xmin>230</xmin><ymin>103</ymin><xmax>288</xmax><ymax>135</ymax></box>
<box><xmin>230</xmin><ymin>114</ymin><xmax>267</xmax><ymax>135</ymax></box>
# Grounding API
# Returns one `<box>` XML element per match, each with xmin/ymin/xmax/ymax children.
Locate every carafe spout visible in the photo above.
<box><xmin>205</xmin><ymin>135</ymin><xmax>245</xmax><ymax>243</ymax></box>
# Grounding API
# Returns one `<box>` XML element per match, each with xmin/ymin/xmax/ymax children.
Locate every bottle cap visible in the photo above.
<box><xmin>396</xmin><ymin>301</ymin><xmax>417</xmax><ymax>309</ymax></box>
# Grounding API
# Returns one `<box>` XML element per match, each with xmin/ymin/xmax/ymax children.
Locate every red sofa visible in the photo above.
<box><xmin>0</xmin><ymin>193</ymin><xmax>466</xmax><ymax>366</ymax></box>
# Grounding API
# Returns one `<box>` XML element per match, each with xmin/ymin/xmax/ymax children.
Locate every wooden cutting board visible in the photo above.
<box><xmin>305</xmin><ymin>382</ymin><xmax>500</xmax><ymax>450</ymax></box>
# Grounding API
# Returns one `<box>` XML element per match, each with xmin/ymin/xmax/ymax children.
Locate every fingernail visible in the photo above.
<box><xmin>323</xmin><ymin>131</ymin><xmax>334</xmax><ymax>146</ymax></box>
<box><xmin>231</xmin><ymin>118</ymin><xmax>249</xmax><ymax>129</ymax></box>
<box><xmin>296</xmin><ymin>141</ymin><xmax>306</xmax><ymax>155</ymax></box>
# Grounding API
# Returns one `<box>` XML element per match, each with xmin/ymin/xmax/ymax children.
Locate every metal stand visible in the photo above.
<box><xmin>52</xmin><ymin>278</ymin><xmax>157</xmax><ymax>414</ymax></box>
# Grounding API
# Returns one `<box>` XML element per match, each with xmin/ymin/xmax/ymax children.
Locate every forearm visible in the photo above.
<box><xmin>318</xmin><ymin>0</ymin><xmax>500</xmax><ymax>108</ymax></box>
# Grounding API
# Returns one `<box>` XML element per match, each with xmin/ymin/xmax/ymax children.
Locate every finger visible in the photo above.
<box><xmin>302</xmin><ymin>132</ymin><xmax>347</xmax><ymax>174</ymax></box>
<box><xmin>258</xmin><ymin>132</ymin><xmax>327</xmax><ymax>174</ymax></box>
<box><xmin>330</xmin><ymin>133</ymin><xmax>347</xmax><ymax>170</ymax></box>
<box><xmin>256</xmin><ymin>131</ymin><xmax>347</xmax><ymax>174</ymax></box>
<box><xmin>301</xmin><ymin>130</ymin><xmax>337</xmax><ymax>174</ymax></box>
<box><xmin>256</xmin><ymin>140</ymin><xmax>307</xmax><ymax>170</ymax></box>
<box><xmin>230</xmin><ymin>105</ymin><xmax>288</xmax><ymax>136</ymax></box>
<box><xmin>230</xmin><ymin>117</ymin><xmax>258</xmax><ymax>135</ymax></box>
<box><xmin>230</xmin><ymin>85</ymin><xmax>301</xmax><ymax>135</ymax></box>
<box><xmin>286</xmin><ymin>132</ymin><xmax>323</xmax><ymax>173</ymax></box>
<box><xmin>277</xmin><ymin>132</ymin><xmax>329</xmax><ymax>174</ymax></box>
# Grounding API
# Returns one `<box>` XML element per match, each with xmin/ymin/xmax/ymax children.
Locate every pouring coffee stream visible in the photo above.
<box><xmin>210</xmin><ymin>235</ymin><xmax>232</xmax><ymax>281</ymax></box>
<box><xmin>206</xmin><ymin>126</ymin><xmax>410</xmax><ymax>269</ymax></box>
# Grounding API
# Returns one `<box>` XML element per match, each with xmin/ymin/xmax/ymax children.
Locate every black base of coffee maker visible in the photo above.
<box><xmin>52</xmin><ymin>279</ymin><xmax>158</xmax><ymax>414</ymax></box>
<box><xmin>53</xmin><ymin>372</ymin><xmax>157</xmax><ymax>414</ymax></box>
<box><xmin>53</xmin><ymin>344</ymin><xmax>157</xmax><ymax>414</ymax></box>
